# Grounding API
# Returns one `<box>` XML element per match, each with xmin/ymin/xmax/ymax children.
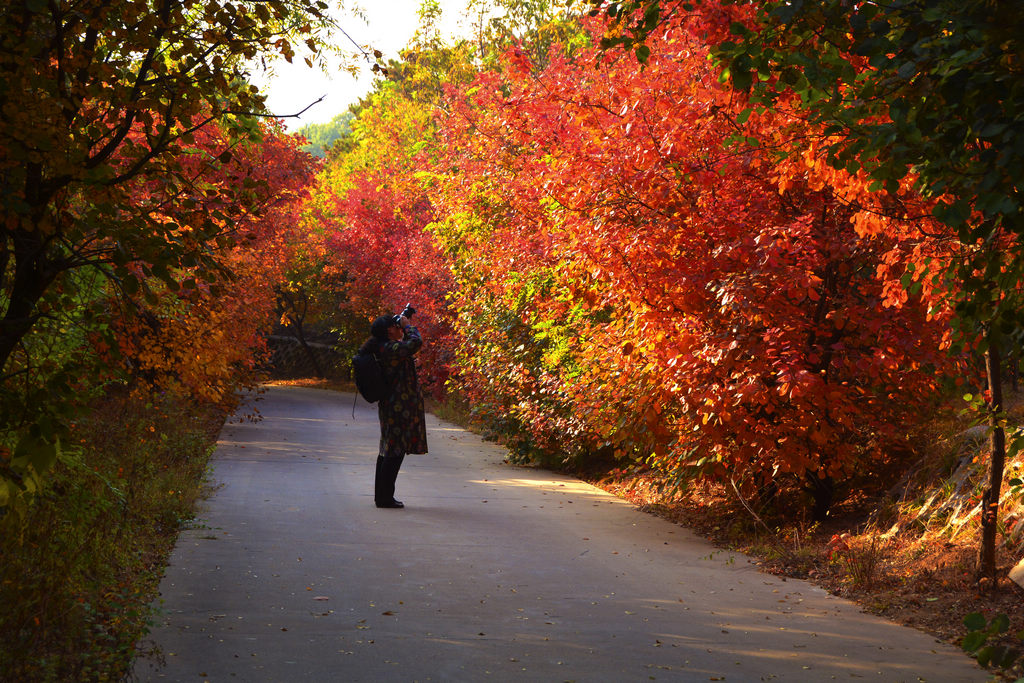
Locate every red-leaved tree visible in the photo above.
<box><xmin>428</xmin><ymin>6</ymin><xmax>960</xmax><ymax>515</ymax></box>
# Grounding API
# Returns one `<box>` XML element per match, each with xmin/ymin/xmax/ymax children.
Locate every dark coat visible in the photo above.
<box><xmin>376</xmin><ymin>324</ymin><xmax>428</xmax><ymax>457</ymax></box>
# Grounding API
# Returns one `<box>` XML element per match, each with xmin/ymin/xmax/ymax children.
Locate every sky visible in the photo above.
<box><xmin>251</xmin><ymin>0</ymin><xmax>474</xmax><ymax>130</ymax></box>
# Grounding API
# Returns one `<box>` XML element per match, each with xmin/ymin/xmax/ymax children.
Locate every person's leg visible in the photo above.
<box><xmin>375</xmin><ymin>453</ymin><xmax>405</xmax><ymax>507</ymax></box>
<box><xmin>384</xmin><ymin>453</ymin><xmax>405</xmax><ymax>503</ymax></box>
<box><xmin>374</xmin><ymin>455</ymin><xmax>388</xmax><ymax>505</ymax></box>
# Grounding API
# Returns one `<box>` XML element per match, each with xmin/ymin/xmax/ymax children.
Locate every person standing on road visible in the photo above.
<box><xmin>360</xmin><ymin>312</ymin><xmax>428</xmax><ymax>508</ymax></box>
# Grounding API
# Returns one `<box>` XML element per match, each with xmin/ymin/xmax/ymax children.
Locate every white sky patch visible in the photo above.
<box><xmin>250</xmin><ymin>0</ymin><xmax>474</xmax><ymax>130</ymax></box>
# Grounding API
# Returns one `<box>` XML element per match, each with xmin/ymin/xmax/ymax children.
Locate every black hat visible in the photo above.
<box><xmin>371</xmin><ymin>314</ymin><xmax>398</xmax><ymax>340</ymax></box>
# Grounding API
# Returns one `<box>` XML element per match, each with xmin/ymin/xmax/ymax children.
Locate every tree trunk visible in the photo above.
<box><xmin>1008</xmin><ymin>350</ymin><xmax>1019</xmax><ymax>394</ymax></box>
<box><xmin>808</xmin><ymin>473</ymin><xmax>835</xmax><ymax>522</ymax></box>
<box><xmin>277</xmin><ymin>286</ymin><xmax>326</xmax><ymax>379</ymax></box>
<box><xmin>978</xmin><ymin>331</ymin><xmax>1006</xmax><ymax>583</ymax></box>
<box><xmin>0</xmin><ymin>229</ymin><xmax>60</xmax><ymax>373</ymax></box>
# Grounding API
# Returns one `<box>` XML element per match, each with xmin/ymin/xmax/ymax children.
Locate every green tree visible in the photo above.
<box><xmin>465</xmin><ymin>0</ymin><xmax>591</xmax><ymax>70</ymax></box>
<box><xmin>296</xmin><ymin>111</ymin><xmax>356</xmax><ymax>157</ymax></box>
<box><xmin>0</xmin><ymin>0</ymin><xmax>335</xmax><ymax>512</ymax></box>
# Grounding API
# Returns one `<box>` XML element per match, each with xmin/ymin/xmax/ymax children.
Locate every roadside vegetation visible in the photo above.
<box><xmin>0</xmin><ymin>391</ymin><xmax>228</xmax><ymax>680</ymax></box>
<box><xmin>1</xmin><ymin>1</ymin><xmax>324</xmax><ymax>678</ymax></box>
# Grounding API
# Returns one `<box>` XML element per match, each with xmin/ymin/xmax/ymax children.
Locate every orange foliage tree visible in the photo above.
<box><xmin>108</xmin><ymin>122</ymin><xmax>317</xmax><ymax>403</ymax></box>
<box><xmin>309</xmin><ymin>82</ymin><xmax>458</xmax><ymax>395</ymax></box>
<box><xmin>428</xmin><ymin>8</ymin><xmax>960</xmax><ymax>516</ymax></box>
<box><xmin>301</xmin><ymin>3</ymin><xmax>585</xmax><ymax>395</ymax></box>
<box><xmin>588</xmin><ymin>0</ymin><xmax>1024</xmax><ymax>580</ymax></box>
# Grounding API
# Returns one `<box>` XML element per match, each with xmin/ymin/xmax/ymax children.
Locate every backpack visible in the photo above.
<box><xmin>352</xmin><ymin>348</ymin><xmax>391</xmax><ymax>403</ymax></box>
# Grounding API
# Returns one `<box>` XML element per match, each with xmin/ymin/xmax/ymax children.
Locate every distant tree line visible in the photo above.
<box><xmin>297</xmin><ymin>111</ymin><xmax>356</xmax><ymax>157</ymax></box>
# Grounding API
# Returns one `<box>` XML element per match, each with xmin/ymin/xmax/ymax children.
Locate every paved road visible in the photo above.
<box><xmin>134</xmin><ymin>385</ymin><xmax>984</xmax><ymax>682</ymax></box>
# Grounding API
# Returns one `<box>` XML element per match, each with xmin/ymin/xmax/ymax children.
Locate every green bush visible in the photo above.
<box><xmin>0</xmin><ymin>390</ymin><xmax>225</xmax><ymax>681</ymax></box>
<box><xmin>962</xmin><ymin>611</ymin><xmax>1024</xmax><ymax>670</ymax></box>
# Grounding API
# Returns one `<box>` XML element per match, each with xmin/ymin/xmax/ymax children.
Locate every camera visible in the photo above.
<box><xmin>393</xmin><ymin>303</ymin><xmax>415</xmax><ymax>324</ymax></box>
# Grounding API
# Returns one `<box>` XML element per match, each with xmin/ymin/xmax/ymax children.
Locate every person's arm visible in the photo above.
<box><xmin>385</xmin><ymin>316</ymin><xmax>422</xmax><ymax>356</ymax></box>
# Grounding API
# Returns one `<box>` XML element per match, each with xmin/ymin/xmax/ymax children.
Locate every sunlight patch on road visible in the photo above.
<box><xmin>468</xmin><ymin>477</ymin><xmax>611</xmax><ymax>498</ymax></box>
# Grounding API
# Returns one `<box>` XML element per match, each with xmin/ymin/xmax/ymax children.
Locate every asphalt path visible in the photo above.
<box><xmin>134</xmin><ymin>385</ymin><xmax>985</xmax><ymax>682</ymax></box>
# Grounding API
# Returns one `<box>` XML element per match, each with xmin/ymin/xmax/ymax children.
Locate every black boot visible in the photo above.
<box><xmin>375</xmin><ymin>454</ymin><xmax>405</xmax><ymax>508</ymax></box>
<box><xmin>386</xmin><ymin>454</ymin><xmax>405</xmax><ymax>505</ymax></box>
<box><xmin>374</xmin><ymin>456</ymin><xmax>386</xmax><ymax>504</ymax></box>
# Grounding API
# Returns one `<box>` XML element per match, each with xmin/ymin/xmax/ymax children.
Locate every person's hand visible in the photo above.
<box><xmin>397</xmin><ymin>315</ymin><xmax>410</xmax><ymax>328</ymax></box>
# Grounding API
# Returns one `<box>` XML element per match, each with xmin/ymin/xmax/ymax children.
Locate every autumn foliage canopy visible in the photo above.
<box><xmin>2</xmin><ymin>0</ymin><xmax>1001</xmax><ymax>526</ymax></box>
<box><xmin>310</xmin><ymin>4</ymin><xmax>973</xmax><ymax>516</ymax></box>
